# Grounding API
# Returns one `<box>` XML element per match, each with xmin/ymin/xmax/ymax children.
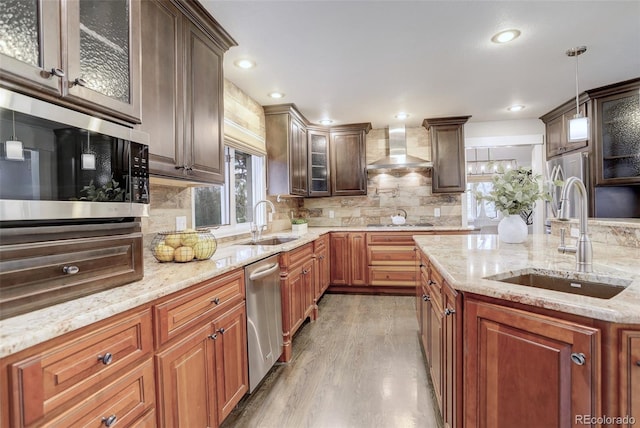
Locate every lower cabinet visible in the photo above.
<box><xmin>313</xmin><ymin>233</ymin><xmax>330</xmax><ymax>302</ymax></box>
<box><xmin>620</xmin><ymin>329</ymin><xmax>640</xmax><ymax>427</ymax></box>
<box><xmin>463</xmin><ymin>298</ymin><xmax>600</xmax><ymax>428</ymax></box>
<box><xmin>329</xmin><ymin>232</ymin><xmax>367</xmax><ymax>287</ymax></box>
<box><xmin>279</xmin><ymin>243</ymin><xmax>316</xmax><ymax>362</ymax></box>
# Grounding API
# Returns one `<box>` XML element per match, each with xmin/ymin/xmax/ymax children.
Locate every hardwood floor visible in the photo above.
<box><xmin>221</xmin><ymin>294</ymin><xmax>440</xmax><ymax>428</ymax></box>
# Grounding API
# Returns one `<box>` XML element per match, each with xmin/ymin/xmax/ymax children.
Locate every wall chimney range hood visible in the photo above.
<box><xmin>367</xmin><ymin>123</ymin><xmax>432</xmax><ymax>170</ymax></box>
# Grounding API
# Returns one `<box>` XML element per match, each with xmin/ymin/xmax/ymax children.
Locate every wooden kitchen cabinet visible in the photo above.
<box><xmin>265</xmin><ymin>104</ymin><xmax>309</xmax><ymax>196</ymax></box>
<box><xmin>329</xmin><ymin>232</ymin><xmax>367</xmax><ymax>288</ymax></box>
<box><xmin>2</xmin><ymin>307</ymin><xmax>154</xmax><ymax>427</ymax></box>
<box><xmin>330</xmin><ymin>124</ymin><xmax>372</xmax><ymax>196</ymax></box>
<box><xmin>0</xmin><ymin>0</ymin><xmax>142</xmax><ymax>124</ymax></box>
<box><xmin>155</xmin><ymin>322</ymin><xmax>218</xmax><ymax>428</ymax></box>
<box><xmin>212</xmin><ymin>302</ymin><xmax>249</xmax><ymax>423</ymax></box>
<box><xmin>620</xmin><ymin>329</ymin><xmax>640</xmax><ymax>427</ymax></box>
<box><xmin>541</xmin><ymin>98</ymin><xmax>589</xmax><ymax>159</ymax></box>
<box><xmin>423</xmin><ymin>116</ymin><xmax>470</xmax><ymax>193</ymax></box>
<box><xmin>589</xmin><ymin>78</ymin><xmax>640</xmax><ymax>185</ymax></box>
<box><xmin>464</xmin><ymin>298</ymin><xmax>600</xmax><ymax>428</ymax></box>
<box><xmin>367</xmin><ymin>232</ymin><xmax>421</xmax><ymax>293</ymax></box>
<box><xmin>141</xmin><ymin>0</ymin><xmax>235</xmax><ymax>184</ymax></box>
<box><xmin>307</xmin><ymin>128</ymin><xmax>331</xmax><ymax>197</ymax></box>
<box><xmin>279</xmin><ymin>243</ymin><xmax>316</xmax><ymax>362</ymax></box>
<box><xmin>313</xmin><ymin>234</ymin><xmax>331</xmax><ymax>303</ymax></box>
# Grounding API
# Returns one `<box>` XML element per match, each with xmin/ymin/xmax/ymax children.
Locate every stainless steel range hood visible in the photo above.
<box><xmin>367</xmin><ymin>123</ymin><xmax>432</xmax><ymax>170</ymax></box>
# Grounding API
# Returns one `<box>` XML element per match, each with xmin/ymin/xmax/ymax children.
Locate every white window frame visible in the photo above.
<box><xmin>192</xmin><ymin>145</ymin><xmax>266</xmax><ymax>238</ymax></box>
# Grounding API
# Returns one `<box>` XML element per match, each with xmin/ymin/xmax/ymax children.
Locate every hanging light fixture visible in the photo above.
<box><xmin>566</xmin><ymin>46</ymin><xmax>589</xmax><ymax>142</ymax></box>
<box><xmin>4</xmin><ymin>111</ymin><xmax>25</xmax><ymax>161</ymax></box>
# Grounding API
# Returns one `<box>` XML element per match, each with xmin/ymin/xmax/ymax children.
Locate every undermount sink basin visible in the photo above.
<box><xmin>485</xmin><ymin>268</ymin><xmax>631</xmax><ymax>299</ymax></box>
<box><xmin>245</xmin><ymin>237</ymin><xmax>300</xmax><ymax>246</ymax></box>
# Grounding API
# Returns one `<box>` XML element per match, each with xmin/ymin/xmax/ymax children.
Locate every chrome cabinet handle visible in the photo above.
<box><xmin>72</xmin><ymin>77</ymin><xmax>87</xmax><ymax>87</ymax></box>
<box><xmin>46</xmin><ymin>67</ymin><xmax>65</xmax><ymax>78</ymax></box>
<box><xmin>211</xmin><ymin>297</ymin><xmax>220</xmax><ymax>305</ymax></box>
<box><xmin>63</xmin><ymin>265</ymin><xmax>79</xmax><ymax>275</ymax></box>
<box><xmin>444</xmin><ymin>308</ymin><xmax>456</xmax><ymax>316</ymax></box>
<box><xmin>102</xmin><ymin>415</ymin><xmax>117</xmax><ymax>427</ymax></box>
<box><xmin>571</xmin><ymin>352</ymin><xmax>586</xmax><ymax>366</ymax></box>
<box><xmin>422</xmin><ymin>294</ymin><xmax>430</xmax><ymax>302</ymax></box>
<box><xmin>208</xmin><ymin>334</ymin><xmax>217</xmax><ymax>340</ymax></box>
<box><xmin>97</xmin><ymin>353</ymin><xmax>113</xmax><ymax>365</ymax></box>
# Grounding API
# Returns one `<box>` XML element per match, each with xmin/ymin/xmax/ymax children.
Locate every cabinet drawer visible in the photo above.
<box><xmin>367</xmin><ymin>232</ymin><xmax>420</xmax><ymax>245</ymax></box>
<box><xmin>9</xmin><ymin>309</ymin><xmax>153</xmax><ymax>427</ymax></box>
<box><xmin>46</xmin><ymin>359</ymin><xmax>155</xmax><ymax>428</ymax></box>
<box><xmin>280</xmin><ymin>243</ymin><xmax>314</xmax><ymax>271</ymax></box>
<box><xmin>0</xmin><ymin>233</ymin><xmax>143</xmax><ymax>320</ymax></box>
<box><xmin>428</xmin><ymin>265</ymin><xmax>444</xmax><ymax>307</ymax></box>
<box><xmin>368</xmin><ymin>266</ymin><xmax>417</xmax><ymax>286</ymax></box>
<box><xmin>368</xmin><ymin>245</ymin><xmax>416</xmax><ymax>265</ymax></box>
<box><xmin>155</xmin><ymin>269</ymin><xmax>245</xmax><ymax>346</ymax></box>
<box><xmin>313</xmin><ymin>234</ymin><xmax>329</xmax><ymax>252</ymax></box>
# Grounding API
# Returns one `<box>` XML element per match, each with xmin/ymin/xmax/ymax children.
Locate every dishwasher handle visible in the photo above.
<box><xmin>249</xmin><ymin>263</ymin><xmax>280</xmax><ymax>281</ymax></box>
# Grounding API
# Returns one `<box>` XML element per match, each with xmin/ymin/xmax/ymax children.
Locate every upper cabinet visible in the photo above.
<box><xmin>0</xmin><ymin>0</ymin><xmax>142</xmax><ymax>124</ymax></box>
<box><xmin>330</xmin><ymin>124</ymin><xmax>371</xmax><ymax>196</ymax></box>
<box><xmin>265</xmin><ymin>104</ymin><xmax>371</xmax><ymax>197</ymax></box>
<box><xmin>423</xmin><ymin>116</ymin><xmax>470</xmax><ymax>193</ymax></box>
<box><xmin>140</xmin><ymin>0</ymin><xmax>236</xmax><ymax>184</ymax></box>
<box><xmin>588</xmin><ymin>78</ymin><xmax>640</xmax><ymax>185</ymax></box>
<box><xmin>540</xmin><ymin>96</ymin><xmax>590</xmax><ymax>160</ymax></box>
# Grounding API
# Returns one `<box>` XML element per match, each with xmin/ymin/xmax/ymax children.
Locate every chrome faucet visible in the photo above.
<box><xmin>251</xmin><ymin>200</ymin><xmax>276</xmax><ymax>243</ymax></box>
<box><xmin>557</xmin><ymin>176</ymin><xmax>592</xmax><ymax>273</ymax></box>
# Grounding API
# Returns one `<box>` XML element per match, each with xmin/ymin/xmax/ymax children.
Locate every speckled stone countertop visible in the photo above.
<box><xmin>0</xmin><ymin>225</ymin><xmax>474</xmax><ymax>358</ymax></box>
<box><xmin>414</xmin><ymin>234</ymin><xmax>640</xmax><ymax>323</ymax></box>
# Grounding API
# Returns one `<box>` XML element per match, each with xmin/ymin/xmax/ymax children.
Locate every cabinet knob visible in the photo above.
<box><xmin>571</xmin><ymin>352</ymin><xmax>586</xmax><ymax>366</ymax></box>
<box><xmin>47</xmin><ymin>68</ymin><xmax>65</xmax><ymax>78</ymax></box>
<box><xmin>208</xmin><ymin>334</ymin><xmax>217</xmax><ymax>340</ymax></box>
<box><xmin>62</xmin><ymin>265</ymin><xmax>80</xmax><ymax>275</ymax></box>
<box><xmin>211</xmin><ymin>297</ymin><xmax>220</xmax><ymax>305</ymax></box>
<box><xmin>636</xmin><ymin>360</ymin><xmax>640</xmax><ymax>367</ymax></box>
<box><xmin>428</xmin><ymin>279</ymin><xmax>436</xmax><ymax>286</ymax></box>
<box><xmin>102</xmin><ymin>415</ymin><xmax>117</xmax><ymax>427</ymax></box>
<box><xmin>422</xmin><ymin>294</ymin><xmax>430</xmax><ymax>302</ymax></box>
<box><xmin>71</xmin><ymin>77</ymin><xmax>87</xmax><ymax>87</ymax></box>
<box><xmin>97</xmin><ymin>353</ymin><xmax>113</xmax><ymax>365</ymax></box>
<box><xmin>218</xmin><ymin>328</ymin><xmax>225</xmax><ymax>334</ymax></box>
<box><xmin>444</xmin><ymin>308</ymin><xmax>456</xmax><ymax>316</ymax></box>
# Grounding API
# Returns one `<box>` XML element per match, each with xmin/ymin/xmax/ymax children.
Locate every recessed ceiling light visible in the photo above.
<box><xmin>268</xmin><ymin>92</ymin><xmax>285</xmax><ymax>99</ymax></box>
<box><xmin>395</xmin><ymin>112</ymin><xmax>409</xmax><ymax>120</ymax></box>
<box><xmin>319</xmin><ymin>119</ymin><xmax>333</xmax><ymax>125</ymax></box>
<box><xmin>507</xmin><ymin>104</ymin><xmax>525</xmax><ymax>112</ymax></box>
<box><xmin>491</xmin><ymin>29</ymin><xmax>521</xmax><ymax>44</ymax></box>
<box><xmin>234</xmin><ymin>59</ymin><xmax>256</xmax><ymax>69</ymax></box>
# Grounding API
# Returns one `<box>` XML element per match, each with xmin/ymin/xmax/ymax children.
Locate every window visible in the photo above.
<box><xmin>466</xmin><ymin>181</ymin><xmax>498</xmax><ymax>222</ymax></box>
<box><xmin>194</xmin><ymin>147</ymin><xmax>265</xmax><ymax>232</ymax></box>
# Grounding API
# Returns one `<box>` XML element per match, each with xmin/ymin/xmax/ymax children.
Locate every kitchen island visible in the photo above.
<box><xmin>414</xmin><ymin>233</ymin><xmax>639</xmax><ymax>428</ymax></box>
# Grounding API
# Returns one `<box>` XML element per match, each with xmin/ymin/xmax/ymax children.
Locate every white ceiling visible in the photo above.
<box><xmin>203</xmin><ymin>1</ymin><xmax>640</xmax><ymax>129</ymax></box>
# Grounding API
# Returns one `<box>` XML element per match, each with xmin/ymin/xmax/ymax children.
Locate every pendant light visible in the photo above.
<box><xmin>5</xmin><ymin>111</ymin><xmax>25</xmax><ymax>161</ymax></box>
<box><xmin>566</xmin><ymin>46</ymin><xmax>589</xmax><ymax>142</ymax></box>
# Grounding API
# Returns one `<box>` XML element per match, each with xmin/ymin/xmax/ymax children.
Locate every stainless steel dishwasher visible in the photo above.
<box><xmin>245</xmin><ymin>255</ymin><xmax>283</xmax><ymax>393</ymax></box>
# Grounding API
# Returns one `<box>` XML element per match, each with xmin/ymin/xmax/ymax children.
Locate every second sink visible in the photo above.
<box><xmin>485</xmin><ymin>268</ymin><xmax>630</xmax><ymax>299</ymax></box>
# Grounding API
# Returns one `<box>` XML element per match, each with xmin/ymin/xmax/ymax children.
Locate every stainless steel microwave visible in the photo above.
<box><xmin>0</xmin><ymin>89</ymin><xmax>149</xmax><ymax>223</ymax></box>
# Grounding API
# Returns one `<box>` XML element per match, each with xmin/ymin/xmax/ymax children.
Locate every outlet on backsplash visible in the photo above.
<box><xmin>434</xmin><ymin>208</ymin><xmax>441</xmax><ymax>217</ymax></box>
<box><xmin>175</xmin><ymin>216</ymin><xmax>187</xmax><ymax>231</ymax></box>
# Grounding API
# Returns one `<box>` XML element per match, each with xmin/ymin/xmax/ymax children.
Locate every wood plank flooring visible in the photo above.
<box><xmin>221</xmin><ymin>294</ymin><xmax>441</xmax><ymax>428</ymax></box>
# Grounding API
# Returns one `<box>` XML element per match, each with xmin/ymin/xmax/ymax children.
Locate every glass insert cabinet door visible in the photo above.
<box><xmin>596</xmin><ymin>89</ymin><xmax>640</xmax><ymax>184</ymax></box>
<box><xmin>0</xmin><ymin>0</ymin><xmax>62</xmax><ymax>93</ymax></box>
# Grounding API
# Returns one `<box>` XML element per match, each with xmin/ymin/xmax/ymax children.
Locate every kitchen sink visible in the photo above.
<box><xmin>485</xmin><ymin>268</ymin><xmax>631</xmax><ymax>299</ymax></box>
<box><xmin>244</xmin><ymin>237</ymin><xmax>300</xmax><ymax>246</ymax></box>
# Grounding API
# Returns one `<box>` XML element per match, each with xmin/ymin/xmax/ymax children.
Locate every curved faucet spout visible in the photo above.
<box><xmin>557</xmin><ymin>176</ymin><xmax>592</xmax><ymax>273</ymax></box>
<box><xmin>252</xmin><ymin>200</ymin><xmax>276</xmax><ymax>242</ymax></box>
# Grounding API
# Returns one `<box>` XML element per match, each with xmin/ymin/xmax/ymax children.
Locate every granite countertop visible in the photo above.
<box><xmin>0</xmin><ymin>224</ymin><xmax>474</xmax><ymax>358</ymax></box>
<box><xmin>414</xmin><ymin>234</ymin><xmax>640</xmax><ymax>323</ymax></box>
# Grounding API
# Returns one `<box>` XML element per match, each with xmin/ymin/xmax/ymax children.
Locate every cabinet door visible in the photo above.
<box><xmin>330</xmin><ymin>233</ymin><xmax>350</xmax><ymax>285</ymax></box>
<box><xmin>443</xmin><ymin>286</ymin><xmax>460</xmax><ymax>428</ymax></box>
<box><xmin>546</xmin><ymin>114</ymin><xmax>565</xmax><ymax>159</ymax></box>
<box><xmin>430</xmin><ymin>124</ymin><xmax>466</xmax><ymax>193</ymax></box>
<box><xmin>183</xmin><ymin>19</ymin><xmax>224</xmax><ymax>184</ymax></box>
<box><xmin>140</xmin><ymin>0</ymin><xmax>185</xmax><ymax>179</ymax></box>
<box><xmin>302</xmin><ymin>259</ymin><xmax>314</xmax><ymax>318</ymax></box>
<box><xmin>595</xmin><ymin>88</ymin><xmax>640</xmax><ymax>185</ymax></box>
<box><xmin>317</xmin><ymin>245</ymin><xmax>330</xmax><ymax>295</ymax></box>
<box><xmin>349</xmin><ymin>232</ymin><xmax>368</xmax><ymax>286</ymax></box>
<box><xmin>620</xmin><ymin>330</ymin><xmax>640</xmax><ymax>427</ymax></box>
<box><xmin>290</xmin><ymin>117</ymin><xmax>308</xmax><ymax>196</ymax></box>
<box><xmin>307</xmin><ymin>130</ymin><xmax>331</xmax><ymax>197</ymax></box>
<box><xmin>429</xmin><ymin>297</ymin><xmax>444</xmax><ymax>413</ymax></box>
<box><xmin>464</xmin><ymin>300</ymin><xmax>599</xmax><ymax>428</ymax></box>
<box><xmin>330</xmin><ymin>131</ymin><xmax>367</xmax><ymax>196</ymax></box>
<box><xmin>65</xmin><ymin>0</ymin><xmax>142</xmax><ymax>122</ymax></box>
<box><xmin>288</xmin><ymin>267</ymin><xmax>306</xmax><ymax>335</ymax></box>
<box><xmin>213</xmin><ymin>303</ymin><xmax>248</xmax><ymax>423</ymax></box>
<box><xmin>155</xmin><ymin>323</ymin><xmax>217</xmax><ymax>428</ymax></box>
<box><xmin>0</xmin><ymin>0</ymin><xmax>61</xmax><ymax>94</ymax></box>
